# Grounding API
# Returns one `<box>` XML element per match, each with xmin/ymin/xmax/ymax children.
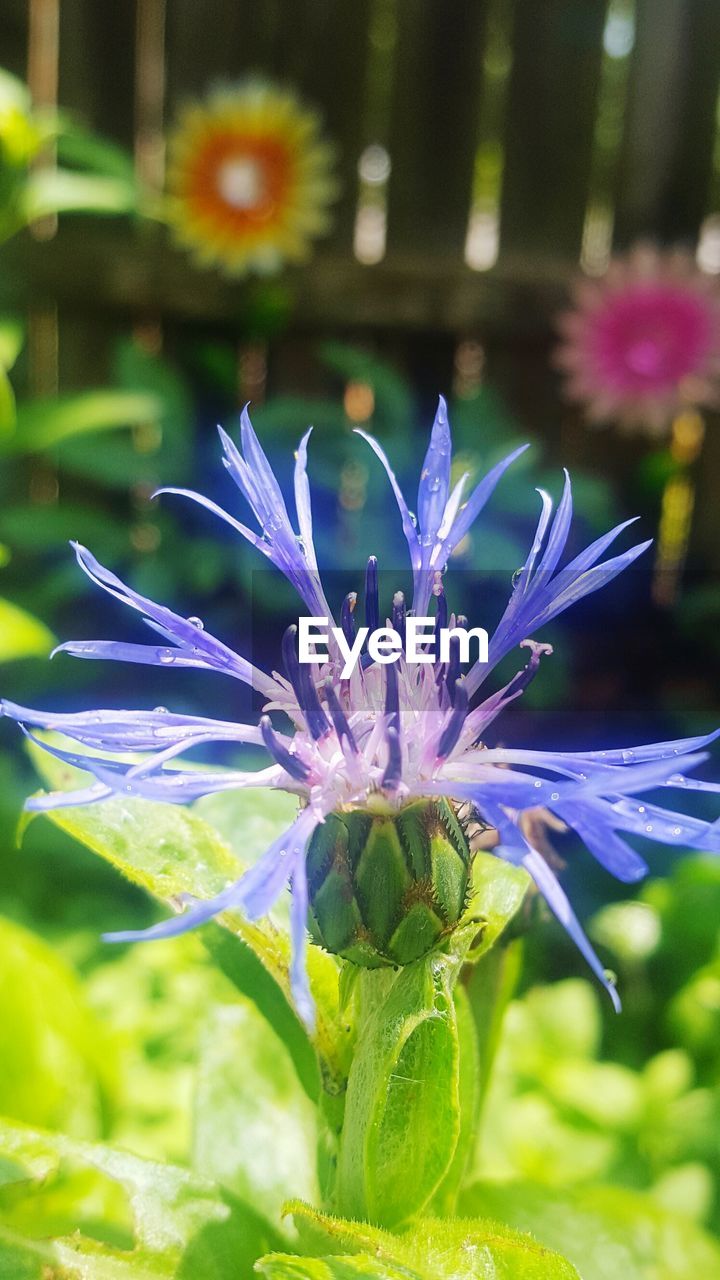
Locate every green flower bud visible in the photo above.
<box><xmin>306</xmin><ymin>797</ymin><xmax>472</xmax><ymax>968</ymax></box>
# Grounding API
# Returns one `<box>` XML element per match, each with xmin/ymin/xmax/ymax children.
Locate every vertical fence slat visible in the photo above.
<box><xmin>614</xmin><ymin>0</ymin><xmax>720</xmax><ymax>246</ymax></box>
<box><xmin>499</xmin><ymin>0</ymin><xmax>608</xmax><ymax>261</ymax></box>
<box><xmin>58</xmin><ymin>0</ymin><xmax>136</xmax><ymax>146</ymax></box>
<box><xmin>385</xmin><ymin>0</ymin><xmax>488</xmax><ymax>258</ymax></box>
<box><xmin>273</xmin><ymin>0</ymin><xmax>374</xmax><ymax>251</ymax></box>
<box><xmin>2</xmin><ymin>0</ymin><xmax>28</xmax><ymax>79</ymax></box>
<box><xmin>165</xmin><ymin>0</ymin><xmax>278</xmax><ymax>107</ymax></box>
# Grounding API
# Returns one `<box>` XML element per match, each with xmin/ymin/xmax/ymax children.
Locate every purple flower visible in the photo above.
<box><xmin>4</xmin><ymin>401</ymin><xmax>719</xmax><ymax>1027</ymax></box>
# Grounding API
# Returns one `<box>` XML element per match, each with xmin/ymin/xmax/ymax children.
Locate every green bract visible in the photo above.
<box><xmin>307</xmin><ymin>798</ymin><xmax>473</xmax><ymax>968</ymax></box>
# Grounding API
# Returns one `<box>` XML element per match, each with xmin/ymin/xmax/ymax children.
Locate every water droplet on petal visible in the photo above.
<box><xmin>153</xmin><ymin>706</ymin><xmax>169</xmax><ymax>714</ymax></box>
<box><xmin>645</xmin><ymin>823</ymin><xmax>653</xmax><ymax>833</ymax></box>
<box><xmin>187</xmin><ymin>616</ymin><xmax>204</xmax><ymax>630</ymax></box>
<box><xmin>533</xmin><ymin>779</ymin><xmax>543</xmax><ymax>788</ymax></box>
<box><xmin>672</xmin><ymin>826</ymin><xmax>683</xmax><ymax>836</ymax></box>
<box><xmin>550</xmin><ymin>791</ymin><xmax>560</xmax><ymax>801</ymax></box>
<box><xmin>637</xmin><ymin>805</ymin><xmax>646</xmax><ymax>814</ymax></box>
<box><xmin>622</xmin><ymin>749</ymin><xmax>635</xmax><ymax>763</ymax></box>
<box><xmin>158</xmin><ymin>649</ymin><xmax>175</xmax><ymax>664</ymax></box>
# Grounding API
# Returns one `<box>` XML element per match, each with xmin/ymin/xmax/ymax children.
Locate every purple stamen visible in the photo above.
<box><xmin>298</xmin><ymin>664</ymin><xmax>331</xmax><ymax>741</ymax></box>
<box><xmin>324</xmin><ymin>682</ymin><xmax>358</xmax><ymax>753</ymax></box>
<box><xmin>504</xmin><ymin>641</ymin><xmax>552</xmax><ymax>700</ymax></box>
<box><xmin>365</xmin><ymin>556</ymin><xmax>379</xmax><ymax>633</ymax></box>
<box><xmin>385</xmin><ymin>657</ymin><xmax>399</xmax><ymax>725</ymax></box>
<box><xmin>341</xmin><ymin>592</ymin><xmax>357</xmax><ymax>646</ymax></box>
<box><xmin>446</xmin><ymin>635</ymin><xmax>461</xmax><ymax>704</ymax></box>
<box><xmin>283</xmin><ymin>624</ymin><xmax>330</xmax><ymax>740</ymax></box>
<box><xmin>437</xmin><ymin>680</ymin><xmax>469</xmax><ymax>760</ymax></box>
<box><xmin>382</xmin><ymin>725</ymin><xmax>402</xmax><ymax>791</ymax></box>
<box><xmin>260</xmin><ymin>715</ymin><xmax>310</xmax><ymax>780</ymax></box>
<box><xmin>282</xmin><ymin>625</ymin><xmax>306</xmax><ymax>704</ymax></box>
<box><xmin>392</xmin><ymin>590</ymin><xmax>406</xmax><ymax>640</ymax></box>
<box><xmin>434</xmin><ymin>583</ymin><xmax>448</xmax><ymax>654</ymax></box>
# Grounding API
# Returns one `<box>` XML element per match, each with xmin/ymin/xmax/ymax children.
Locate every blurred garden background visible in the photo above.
<box><xmin>1</xmin><ymin>0</ymin><xmax>720</xmax><ymax>1270</ymax></box>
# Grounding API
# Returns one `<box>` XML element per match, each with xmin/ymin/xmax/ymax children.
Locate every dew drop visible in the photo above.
<box><xmin>187</xmin><ymin>616</ymin><xmax>204</xmax><ymax>630</ymax></box>
<box><xmin>622</xmin><ymin>749</ymin><xmax>635</xmax><ymax>763</ymax></box>
<box><xmin>645</xmin><ymin>823</ymin><xmax>653</xmax><ymax>834</ymax></box>
<box><xmin>637</xmin><ymin>805</ymin><xmax>646</xmax><ymax>814</ymax></box>
<box><xmin>550</xmin><ymin>791</ymin><xmax>560</xmax><ymax>801</ymax></box>
<box><xmin>672</xmin><ymin>826</ymin><xmax>683</xmax><ymax>836</ymax></box>
<box><xmin>511</xmin><ymin>568</ymin><xmax>523</xmax><ymax>588</ymax></box>
<box><xmin>153</xmin><ymin>706</ymin><xmax>169</xmax><ymax>714</ymax></box>
<box><xmin>533</xmin><ymin>779</ymin><xmax>543</xmax><ymax>788</ymax></box>
<box><xmin>157</xmin><ymin>649</ymin><xmax>175</xmax><ymax>664</ymax></box>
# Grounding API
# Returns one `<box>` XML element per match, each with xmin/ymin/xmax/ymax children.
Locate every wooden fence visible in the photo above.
<box><xmin>3</xmin><ymin>0</ymin><xmax>720</xmax><ymax>336</ymax></box>
<box><xmin>4</xmin><ymin>0</ymin><xmax>720</xmax><ymax>568</ymax></box>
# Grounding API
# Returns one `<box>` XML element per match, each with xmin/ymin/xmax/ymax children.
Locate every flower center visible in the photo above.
<box><xmin>625</xmin><ymin>337</ymin><xmax>664</xmax><ymax>378</ymax></box>
<box><xmin>216</xmin><ymin>155</ymin><xmax>265</xmax><ymax>210</ymax></box>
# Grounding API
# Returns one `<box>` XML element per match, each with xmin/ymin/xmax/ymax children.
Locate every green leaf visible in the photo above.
<box><xmin>0</xmin><ymin>1222</ymin><xmax>173</xmax><ymax>1279</ymax></box>
<box><xmin>465</xmin><ymin>851</ymin><xmax>530</xmax><ymax>961</ymax></box>
<box><xmin>279</xmin><ymin>1202</ymin><xmax>580</xmax><ymax>1279</ymax></box>
<box><xmin>0</xmin><ymin>367</ymin><xmax>16</xmax><ymax>438</ymax></box>
<box><xmin>257</xmin><ymin>1255</ymin><xmax>413</xmax><ymax>1279</ymax></box>
<box><xmin>56</xmin><ymin>123</ymin><xmax>137</xmax><ymax>183</ymax></box>
<box><xmin>195</xmin><ymin>789</ymin><xmax>299</xmax><ymax>865</ymax></box>
<box><xmin>58</xmin><ymin>337</ymin><xmax>193</xmax><ymax>490</ymax></box>
<box><xmin>192</xmin><ymin>1002</ymin><xmax>318</xmax><ymax>1222</ymax></box>
<box><xmin>8</xmin><ymin>389</ymin><xmax>163</xmax><ymax>453</ymax></box>
<box><xmin>22</xmin><ymin>168</ymin><xmax>139</xmax><ymax>222</ymax></box>
<box><xmin>460</xmin><ymin>1181</ymin><xmax>720</xmax><ymax>1280</ymax></box>
<box><xmin>26</xmin><ymin>738</ymin><xmax>242</xmax><ymax>902</ymax></box>
<box><xmin>335</xmin><ymin>954</ymin><xmax>461</xmax><ymax>1226</ymax></box>
<box><xmin>201</xmin><ymin>926</ymin><xmax>320</xmax><ymax>1104</ymax></box>
<box><xmin>26</xmin><ymin>741</ymin><xmax>347</xmax><ymax>1097</ymax></box>
<box><xmin>0</xmin><ymin>1120</ymin><xmax>284</xmax><ymax>1277</ymax></box>
<box><xmin>0</xmin><ymin>316</ymin><xmax>24</xmax><ymax>371</ymax></box>
<box><xmin>0</xmin><ymin>917</ymin><xmax>112</xmax><ymax>1137</ymax></box>
<box><xmin>430</xmin><ymin>984</ymin><xmax>480</xmax><ymax>1215</ymax></box>
<box><xmin>0</xmin><ymin>598</ymin><xmax>54</xmax><ymax>661</ymax></box>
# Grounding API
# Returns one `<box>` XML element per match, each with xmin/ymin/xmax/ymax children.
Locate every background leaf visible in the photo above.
<box><xmin>0</xmin><ymin>1120</ymin><xmax>284</xmax><ymax>1278</ymax></box>
<box><xmin>0</xmin><ymin>598</ymin><xmax>54</xmax><ymax>661</ymax></box>
<box><xmin>7</xmin><ymin>390</ymin><xmax>163</xmax><ymax>454</ymax></box>
<box><xmin>0</xmin><ymin>917</ymin><xmax>112</xmax><ymax>1138</ymax></box>
<box><xmin>460</xmin><ymin>1181</ymin><xmax>720</xmax><ymax>1280</ymax></box>
<box><xmin>193</xmin><ymin>1002</ymin><xmax>318</xmax><ymax>1222</ymax></box>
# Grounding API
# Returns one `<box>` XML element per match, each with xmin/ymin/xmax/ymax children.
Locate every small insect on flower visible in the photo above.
<box><xmin>4</xmin><ymin>399</ymin><xmax>720</xmax><ymax>1027</ymax></box>
<box><xmin>166</xmin><ymin>78</ymin><xmax>338</xmax><ymax>277</ymax></box>
<box><xmin>555</xmin><ymin>242</ymin><xmax>720</xmax><ymax>435</ymax></box>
